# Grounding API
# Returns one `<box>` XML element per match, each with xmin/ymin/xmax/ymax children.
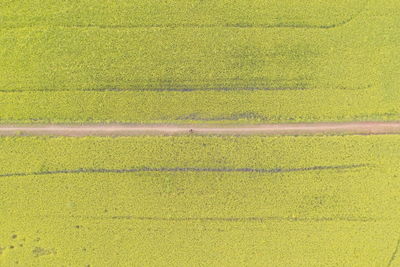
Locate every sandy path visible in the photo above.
<box><xmin>1</xmin><ymin>121</ymin><xmax>400</xmax><ymax>136</ymax></box>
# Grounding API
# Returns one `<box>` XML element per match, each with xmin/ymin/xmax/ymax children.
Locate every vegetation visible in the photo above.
<box><xmin>1</xmin><ymin>89</ymin><xmax>400</xmax><ymax>124</ymax></box>
<box><xmin>2</xmin><ymin>1</ymin><xmax>399</xmax><ymax>266</ymax></box>
<box><xmin>0</xmin><ymin>0</ymin><xmax>399</xmax><ymax>123</ymax></box>
<box><xmin>1</xmin><ymin>135</ymin><xmax>400</xmax><ymax>266</ymax></box>
<box><xmin>1</xmin><ymin>0</ymin><xmax>364</xmax><ymax>29</ymax></box>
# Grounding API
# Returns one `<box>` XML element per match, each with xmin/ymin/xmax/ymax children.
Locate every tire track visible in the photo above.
<box><xmin>69</xmin><ymin>215</ymin><xmax>382</xmax><ymax>223</ymax></box>
<box><xmin>0</xmin><ymin>164</ymin><xmax>366</xmax><ymax>178</ymax></box>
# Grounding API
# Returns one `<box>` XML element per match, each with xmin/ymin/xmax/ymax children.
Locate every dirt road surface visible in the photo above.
<box><xmin>1</xmin><ymin>121</ymin><xmax>400</xmax><ymax>136</ymax></box>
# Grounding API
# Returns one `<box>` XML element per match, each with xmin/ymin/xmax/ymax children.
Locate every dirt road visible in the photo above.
<box><xmin>1</xmin><ymin>121</ymin><xmax>400</xmax><ymax>136</ymax></box>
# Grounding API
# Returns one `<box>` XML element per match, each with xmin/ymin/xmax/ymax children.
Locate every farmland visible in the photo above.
<box><xmin>0</xmin><ymin>0</ymin><xmax>366</xmax><ymax>29</ymax></box>
<box><xmin>1</xmin><ymin>135</ymin><xmax>400</xmax><ymax>266</ymax></box>
<box><xmin>1</xmin><ymin>0</ymin><xmax>400</xmax><ymax>266</ymax></box>
<box><xmin>0</xmin><ymin>0</ymin><xmax>399</xmax><ymax>123</ymax></box>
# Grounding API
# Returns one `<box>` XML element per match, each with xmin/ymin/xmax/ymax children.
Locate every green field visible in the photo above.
<box><xmin>1</xmin><ymin>135</ymin><xmax>400</xmax><ymax>266</ymax></box>
<box><xmin>0</xmin><ymin>0</ymin><xmax>366</xmax><ymax>29</ymax></box>
<box><xmin>2</xmin><ymin>1</ymin><xmax>400</xmax><ymax>266</ymax></box>
<box><xmin>1</xmin><ymin>0</ymin><xmax>400</xmax><ymax>123</ymax></box>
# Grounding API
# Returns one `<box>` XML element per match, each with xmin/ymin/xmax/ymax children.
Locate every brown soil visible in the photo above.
<box><xmin>1</xmin><ymin>122</ymin><xmax>400</xmax><ymax>136</ymax></box>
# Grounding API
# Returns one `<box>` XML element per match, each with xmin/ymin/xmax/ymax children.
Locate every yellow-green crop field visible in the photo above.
<box><xmin>1</xmin><ymin>135</ymin><xmax>400</xmax><ymax>266</ymax></box>
<box><xmin>1</xmin><ymin>0</ymin><xmax>400</xmax><ymax>123</ymax></box>
<box><xmin>2</xmin><ymin>1</ymin><xmax>400</xmax><ymax>266</ymax></box>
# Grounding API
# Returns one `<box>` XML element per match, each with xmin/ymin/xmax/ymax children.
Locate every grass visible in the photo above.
<box><xmin>0</xmin><ymin>0</ymin><xmax>399</xmax><ymax>123</ymax></box>
<box><xmin>1</xmin><ymin>89</ymin><xmax>400</xmax><ymax>124</ymax></box>
<box><xmin>2</xmin><ymin>1</ymin><xmax>400</xmax><ymax>266</ymax></box>
<box><xmin>0</xmin><ymin>0</ymin><xmax>366</xmax><ymax>29</ymax></box>
<box><xmin>1</xmin><ymin>135</ymin><xmax>400</xmax><ymax>266</ymax></box>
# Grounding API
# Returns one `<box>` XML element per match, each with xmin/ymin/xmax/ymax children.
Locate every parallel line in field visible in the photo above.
<box><xmin>0</xmin><ymin>87</ymin><xmax>311</xmax><ymax>93</ymax></box>
<box><xmin>68</xmin><ymin>215</ymin><xmax>383</xmax><ymax>223</ymax></box>
<box><xmin>0</xmin><ymin>85</ymin><xmax>372</xmax><ymax>93</ymax></box>
<box><xmin>0</xmin><ymin>164</ymin><xmax>366</xmax><ymax>178</ymax></box>
<box><xmin>387</xmin><ymin>237</ymin><xmax>400</xmax><ymax>266</ymax></box>
<box><xmin>0</xmin><ymin>17</ymin><xmax>356</xmax><ymax>31</ymax></box>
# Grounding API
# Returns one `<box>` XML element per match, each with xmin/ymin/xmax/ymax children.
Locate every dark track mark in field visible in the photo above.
<box><xmin>223</xmin><ymin>14</ymin><xmax>359</xmax><ymax>30</ymax></box>
<box><xmin>0</xmin><ymin>164</ymin><xmax>368</xmax><ymax>178</ymax></box>
<box><xmin>0</xmin><ymin>77</ymin><xmax>311</xmax><ymax>93</ymax></box>
<box><xmin>1</xmin><ymin>16</ymin><xmax>358</xmax><ymax>30</ymax></box>
<box><xmin>387</xmin><ymin>237</ymin><xmax>400</xmax><ymax>266</ymax></box>
<box><xmin>80</xmin><ymin>86</ymin><xmax>311</xmax><ymax>92</ymax></box>
<box><xmin>1</xmin><ymin>76</ymin><xmax>305</xmax><ymax>86</ymax></box>
<box><xmin>177</xmin><ymin>112</ymin><xmax>269</xmax><ymax>121</ymax></box>
<box><xmin>0</xmin><ymin>87</ymin><xmax>310</xmax><ymax>93</ymax></box>
<box><xmin>71</xmin><ymin>215</ymin><xmax>381</xmax><ymax>223</ymax></box>
<box><xmin>71</xmin><ymin>19</ymin><xmax>353</xmax><ymax>29</ymax></box>
<box><xmin>0</xmin><ymin>85</ymin><xmax>372</xmax><ymax>93</ymax></box>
